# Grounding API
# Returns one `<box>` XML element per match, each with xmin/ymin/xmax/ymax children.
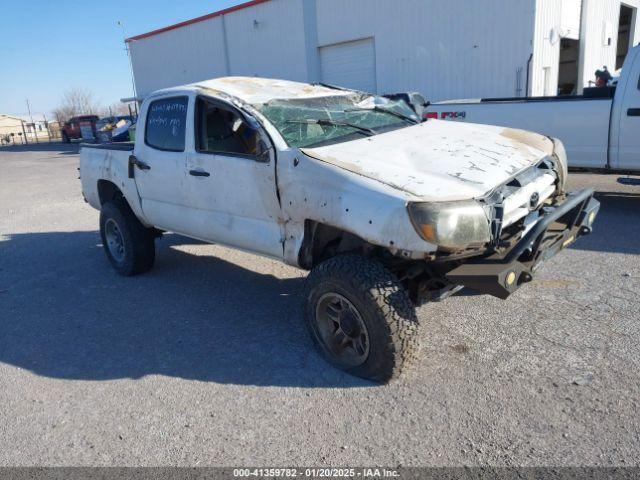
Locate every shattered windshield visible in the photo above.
<box><xmin>254</xmin><ymin>93</ymin><xmax>419</xmax><ymax>148</ymax></box>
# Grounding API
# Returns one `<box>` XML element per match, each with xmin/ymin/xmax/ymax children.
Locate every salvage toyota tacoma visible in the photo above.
<box><xmin>79</xmin><ymin>77</ymin><xmax>600</xmax><ymax>383</ymax></box>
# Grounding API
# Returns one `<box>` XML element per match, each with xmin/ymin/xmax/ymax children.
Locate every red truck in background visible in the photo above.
<box><xmin>61</xmin><ymin>115</ymin><xmax>99</xmax><ymax>143</ymax></box>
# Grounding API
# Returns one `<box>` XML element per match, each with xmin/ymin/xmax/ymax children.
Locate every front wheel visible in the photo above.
<box><xmin>304</xmin><ymin>254</ymin><xmax>420</xmax><ymax>383</ymax></box>
<box><xmin>99</xmin><ymin>201</ymin><xmax>155</xmax><ymax>276</ymax></box>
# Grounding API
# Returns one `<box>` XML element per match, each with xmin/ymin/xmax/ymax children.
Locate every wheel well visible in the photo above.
<box><xmin>298</xmin><ymin>220</ymin><xmax>377</xmax><ymax>270</ymax></box>
<box><xmin>97</xmin><ymin>180</ymin><xmax>161</xmax><ymax>237</ymax></box>
<box><xmin>298</xmin><ymin>220</ymin><xmax>452</xmax><ymax>305</ymax></box>
<box><xmin>97</xmin><ymin>180</ymin><xmax>125</xmax><ymax>206</ymax></box>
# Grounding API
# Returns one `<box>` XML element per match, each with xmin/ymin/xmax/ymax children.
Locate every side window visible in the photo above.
<box><xmin>195</xmin><ymin>97</ymin><xmax>260</xmax><ymax>156</ymax></box>
<box><xmin>145</xmin><ymin>96</ymin><xmax>188</xmax><ymax>152</ymax></box>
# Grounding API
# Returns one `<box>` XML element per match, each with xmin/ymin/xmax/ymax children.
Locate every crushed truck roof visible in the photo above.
<box><xmin>191</xmin><ymin>77</ymin><xmax>351</xmax><ymax>105</ymax></box>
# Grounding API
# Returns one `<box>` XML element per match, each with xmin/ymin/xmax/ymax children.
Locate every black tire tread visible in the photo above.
<box><xmin>305</xmin><ymin>253</ymin><xmax>420</xmax><ymax>383</ymax></box>
<box><xmin>99</xmin><ymin>200</ymin><xmax>155</xmax><ymax>276</ymax></box>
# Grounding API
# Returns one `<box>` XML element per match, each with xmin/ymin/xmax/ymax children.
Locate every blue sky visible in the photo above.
<box><xmin>0</xmin><ymin>0</ymin><xmax>243</xmax><ymax>117</ymax></box>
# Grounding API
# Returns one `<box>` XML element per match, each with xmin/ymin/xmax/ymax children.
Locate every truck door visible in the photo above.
<box><xmin>131</xmin><ymin>95</ymin><xmax>193</xmax><ymax>230</ymax></box>
<box><xmin>614</xmin><ymin>47</ymin><xmax>640</xmax><ymax>170</ymax></box>
<box><xmin>184</xmin><ymin>96</ymin><xmax>283</xmax><ymax>259</ymax></box>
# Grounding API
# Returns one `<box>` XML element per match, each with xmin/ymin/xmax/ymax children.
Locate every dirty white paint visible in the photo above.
<box><xmin>430</xmin><ymin>96</ymin><xmax>611</xmax><ymax>169</ymax></box>
<box><xmin>193</xmin><ymin>77</ymin><xmax>349</xmax><ymax>105</ymax></box>
<box><xmin>80</xmin><ymin>146</ymin><xmax>148</xmax><ymax>224</ymax></box>
<box><xmin>81</xmin><ymin>77</ymin><xmax>559</xmax><ymax>267</ymax></box>
<box><xmin>302</xmin><ymin>121</ymin><xmax>550</xmax><ymax>202</ymax></box>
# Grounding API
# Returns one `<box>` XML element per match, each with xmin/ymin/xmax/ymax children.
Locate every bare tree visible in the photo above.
<box><xmin>52</xmin><ymin>88</ymin><xmax>100</xmax><ymax>122</ymax></box>
<box><xmin>99</xmin><ymin>102</ymin><xmax>135</xmax><ymax>118</ymax></box>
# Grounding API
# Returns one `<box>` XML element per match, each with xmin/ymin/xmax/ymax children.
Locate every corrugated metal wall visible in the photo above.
<box><xmin>224</xmin><ymin>0</ymin><xmax>308</xmax><ymax>80</ymax></box>
<box><xmin>129</xmin><ymin>0</ymin><xmax>537</xmax><ymax>101</ymax></box>
<box><xmin>129</xmin><ymin>16</ymin><xmax>229</xmax><ymax>96</ymax></box>
<box><xmin>561</xmin><ymin>0</ymin><xmax>582</xmax><ymax>39</ymax></box>
<box><xmin>503</xmin><ymin>0</ymin><xmax>640</xmax><ymax>96</ymax></box>
<box><xmin>129</xmin><ymin>0</ymin><xmax>308</xmax><ymax>97</ymax></box>
<box><xmin>128</xmin><ymin>0</ymin><xmax>639</xmax><ymax>102</ymax></box>
<box><xmin>579</xmin><ymin>0</ymin><xmax>640</xmax><ymax>91</ymax></box>
<box><xmin>530</xmin><ymin>0</ymin><xmax>563</xmax><ymax>96</ymax></box>
<box><xmin>314</xmin><ymin>0</ymin><xmax>536</xmax><ymax>101</ymax></box>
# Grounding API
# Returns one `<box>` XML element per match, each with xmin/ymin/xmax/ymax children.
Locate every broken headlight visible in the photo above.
<box><xmin>408</xmin><ymin>200</ymin><xmax>492</xmax><ymax>251</ymax></box>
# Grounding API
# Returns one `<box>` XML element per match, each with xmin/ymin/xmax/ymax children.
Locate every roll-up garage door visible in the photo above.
<box><xmin>319</xmin><ymin>37</ymin><xmax>377</xmax><ymax>93</ymax></box>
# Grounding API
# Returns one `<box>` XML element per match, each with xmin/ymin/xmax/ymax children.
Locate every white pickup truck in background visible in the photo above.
<box><xmin>427</xmin><ymin>45</ymin><xmax>640</xmax><ymax>173</ymax></box>
<box><xmin>80</xmin><ymin>77</ymin><xmax>599</xmax><ymax>383</ymax></box>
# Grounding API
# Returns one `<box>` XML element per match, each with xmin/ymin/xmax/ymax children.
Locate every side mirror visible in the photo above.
<box><xmin>256</xmin><ymin>139</ymin><xmax>271</xmax><ymax>163</ymax></box>
<box><xmin>244</xmin><ymin>114</ymin><xmax>262</xmax><ymax>131</ymax></box>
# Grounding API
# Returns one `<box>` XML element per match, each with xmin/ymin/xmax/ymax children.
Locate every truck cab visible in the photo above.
<box><xmin>62</xmin><ymin>115</ymin><xmax>99</xmax><ymax>143</ymax></box>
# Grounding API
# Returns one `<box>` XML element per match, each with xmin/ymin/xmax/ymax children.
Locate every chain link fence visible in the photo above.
<box><xmin>0</xmin><ymin>120</ymin><xmax>62</xmax><ymax>147</ymax></box>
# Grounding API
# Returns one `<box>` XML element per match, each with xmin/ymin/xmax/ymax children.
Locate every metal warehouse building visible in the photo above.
<box><xmin>127</xmin><ymin>0</ymin><xmax>640</xmax><ymax>102</ymax></box>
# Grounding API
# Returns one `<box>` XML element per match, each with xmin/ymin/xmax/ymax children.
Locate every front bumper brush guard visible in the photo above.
<box><xmin>445</xmin><ymin>189</ymin><xmax>600</xmax><ymax>299</ymax></box>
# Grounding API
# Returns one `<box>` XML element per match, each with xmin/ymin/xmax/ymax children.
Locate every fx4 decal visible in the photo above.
<box><xmin>425</xmin><ymin>111</ymin><xmax>467</xmax><ymax>120</ymax></box>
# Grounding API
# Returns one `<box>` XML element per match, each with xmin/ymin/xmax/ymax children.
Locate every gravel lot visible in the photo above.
<box><xmin>0</xmin><ymin>143</ymin><xmax>639</xmax><ymax>467</ymax></box>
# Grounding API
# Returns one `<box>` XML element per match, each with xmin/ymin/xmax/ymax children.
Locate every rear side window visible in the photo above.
<box><xmin>145</xmin><ymin>96</ymin><xmax>188</xmax><ymax>151</ymax></box>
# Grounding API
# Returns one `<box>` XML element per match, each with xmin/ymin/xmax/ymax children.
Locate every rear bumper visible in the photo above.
<box><xmin>445</xmin><ymin>189</ymin><xmax>599</xmax><ymax>299</ymax></box>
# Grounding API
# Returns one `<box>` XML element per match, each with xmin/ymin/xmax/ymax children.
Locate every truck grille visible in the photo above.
<box><xmin>482</xmin><ymin>158</ymin><xmax>559</xmax><ymax>239</ymax></box>
<box><xmin>502</xmin><ymin>170</ymin><xmax>557</xmax><ymax>227</ymax></box>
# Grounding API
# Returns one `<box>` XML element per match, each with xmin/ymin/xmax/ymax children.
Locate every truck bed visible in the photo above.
<box><xmin>439</xmin><ymin>87</ymin><xmax>616</xmax><ymax>106</ymax></box>
<box><xmin>429</xmin><ymin>93</ymin><xmax>613</xmax><ymax>169</ymax></box>
<box><xmin>80</xmin><ymin>142</ymin><xmax>135</xmax><ymax>151</ymax></box>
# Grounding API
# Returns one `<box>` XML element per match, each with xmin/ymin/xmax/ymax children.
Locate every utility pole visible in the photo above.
<box><xmin>26</xmin><ymin>99</ymin><xmax>33</xmax><ymax>123</ymax></box>
<box><xmin>20</xmin><ymin>120</ymin><xmax>28</xmax><ymax>145</ymax></box>
<box><xmin>25</xmin><ymin>99</ymin><xmax>38</xmax><ymax>143</ymax></box>
<box><xmin>43</xmin><ymin>113</ymin><xmax>51</xmax><ymax>142</ymax></box>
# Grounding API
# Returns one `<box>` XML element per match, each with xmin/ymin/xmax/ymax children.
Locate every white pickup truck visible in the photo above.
<box><xmin>428</xmin><ymin>45</ymin><xmax>640</xmax><ymax>172</ymax></box>
<box><xmin>80</xmin><ymin>77</ymin><xmax>599</xmax><ymax>382</ymax></box>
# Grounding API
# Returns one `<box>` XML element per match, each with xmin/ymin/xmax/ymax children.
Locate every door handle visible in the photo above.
<box><xmin>627</xmin><ymin>108</ymin><xmax>640</xmax><ymax>117</ymax></box>
<box><xmin>135</xmin><ymin>159</ymin><xmax>151</xmax><ymax>170</ymax></box>
<box><xmin>189</xmin><ymin>169</ymin><xmax>210</xmax><ymax>177</ymax></box>
<box><xmin>128</xmin><ymin>155</ymin><xmax>150</xmax><ymax>178</ymax></box>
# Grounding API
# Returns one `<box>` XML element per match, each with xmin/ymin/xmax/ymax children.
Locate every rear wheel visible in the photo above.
<box><xmin>305</xmin><ymin>254</ymin><xmax>420</xmax><ymax>383</ymax></box>
<box><xmin>99</xmin><ymin>201</ymin><xmax>155</xmax><ymax>276</ymax></box>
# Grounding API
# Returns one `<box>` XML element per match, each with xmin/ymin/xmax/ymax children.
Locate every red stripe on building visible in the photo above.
<box><xmin>126</xmin><ymin>0</ymin><xmax>273</xmax><ymax>42</ymax></box>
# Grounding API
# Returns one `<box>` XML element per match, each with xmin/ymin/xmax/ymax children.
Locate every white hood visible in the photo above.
<box><xmin>301</xmin><ymin>120</ymin><xmax>554</xmax><ymax>202</ymax></box>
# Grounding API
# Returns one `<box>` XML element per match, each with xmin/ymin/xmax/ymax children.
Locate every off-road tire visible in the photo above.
<box><xmin>99</xmin><ymin>200</ymin><xmax>155</xmax><ymax>276</ymax></box>
<box><xmin>304</xmin><ymin>254</ymin><xmax>420</xmax><ymax>383</ymax></box>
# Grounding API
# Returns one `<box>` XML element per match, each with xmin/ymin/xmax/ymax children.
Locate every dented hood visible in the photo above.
<box><xmin>301</xmin><ymin>120</ymin><xmax>554</xmax><ymax>201</ymax></box>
